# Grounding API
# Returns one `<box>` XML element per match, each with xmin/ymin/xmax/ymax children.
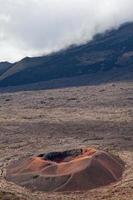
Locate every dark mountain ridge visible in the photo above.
<box><xmin>0</xmin><ymin>22</ymin><xmax>133</xmax><ymax>88</ymax></box>
<box><xmin>0</xmin><ymin>62</ymin><xmax>12</xmax><ymax>76</ymax></box>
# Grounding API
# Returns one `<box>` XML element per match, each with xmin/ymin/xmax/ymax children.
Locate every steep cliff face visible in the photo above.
<box><xmin>0</xmin><ymin>23</ymin><xmax>133</xmax><ymax>88</ymax></box>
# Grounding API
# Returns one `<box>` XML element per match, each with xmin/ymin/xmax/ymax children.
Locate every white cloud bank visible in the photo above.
<box><xmin>0</xmin><ymin>0</ymin><xmax>133</xmax><ymax>62</ymax></box>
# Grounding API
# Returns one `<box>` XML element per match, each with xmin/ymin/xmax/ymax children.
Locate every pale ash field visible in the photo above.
<box><xmin>0</xmin><ymin>81</ymin><xmax>133</xmax><ymax>200</ymax></box>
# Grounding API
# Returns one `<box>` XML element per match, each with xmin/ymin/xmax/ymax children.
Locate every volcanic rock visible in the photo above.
<box><xmin>6</xmin><ymin>148</ymin><xmax>124</xmax><ymax>192</ymax></box>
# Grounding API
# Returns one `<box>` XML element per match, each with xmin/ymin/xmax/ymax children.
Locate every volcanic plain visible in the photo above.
<box><xmin>0</xmin><ymin>81</ymin><xmax>133</xmax><ymax>200</ymax></box>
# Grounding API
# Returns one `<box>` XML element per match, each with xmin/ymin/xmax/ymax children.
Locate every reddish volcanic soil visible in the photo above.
<box><xmin>6</xmin><ymin>148</ymin><xmax>124</xmax><ymax>192</ymax></box>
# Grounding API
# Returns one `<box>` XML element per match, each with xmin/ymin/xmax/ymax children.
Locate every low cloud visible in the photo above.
<box><xmin>0</xmin><ymin>0</ymin><xmax>133</xmax><ymax>62</ymax></box>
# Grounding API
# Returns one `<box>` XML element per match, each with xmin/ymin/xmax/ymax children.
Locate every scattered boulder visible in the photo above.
<box><xmin>6</xmin><ymin>148</ymin><xmax>124</xmax><ymax>192</ymax></box>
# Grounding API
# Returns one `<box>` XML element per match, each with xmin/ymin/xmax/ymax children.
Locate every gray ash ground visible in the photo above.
<box><xmin>0</xmin><ymin>81</ymin><xmax>133</xmax><ymax>199</ymax></box>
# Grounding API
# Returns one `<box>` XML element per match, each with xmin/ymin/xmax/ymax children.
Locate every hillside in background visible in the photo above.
<box><xmin>0</xmin><ymin>62</ymin><xmax>12</xmax><ymax>76</ymax></box>
<box><xmin>0</xmin><ymin>23</ymin><xmax>133</xmax><ymax>89</ymax></box>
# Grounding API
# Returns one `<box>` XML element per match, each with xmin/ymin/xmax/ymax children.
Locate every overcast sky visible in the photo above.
<box><xmin>0</xmin><ymin>0</ymin><xmax>133</xmax><ymax>62</ymax></box>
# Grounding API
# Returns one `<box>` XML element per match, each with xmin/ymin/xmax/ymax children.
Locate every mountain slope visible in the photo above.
<box><xmin>0</xmin><ymin>23</ymin><xmax>133</xmax><ymax>88</ymax></box>
<box><xmin>0</xmin><ymin>62</ymin><xmax>12</xmax><ymax>76</ymax></box>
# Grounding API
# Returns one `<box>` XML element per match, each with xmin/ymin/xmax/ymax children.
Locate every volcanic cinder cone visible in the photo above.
<box><xmin>6</xmin><ymin>148</ymin><xmax>124</xmax><ymax>192</ymax></box>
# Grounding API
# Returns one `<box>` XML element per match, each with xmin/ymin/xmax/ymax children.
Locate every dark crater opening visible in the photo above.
<box><xmin>38</xmin><ymin>148</ymin><xmax>83</xmax><ymax>163</ymax></box>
